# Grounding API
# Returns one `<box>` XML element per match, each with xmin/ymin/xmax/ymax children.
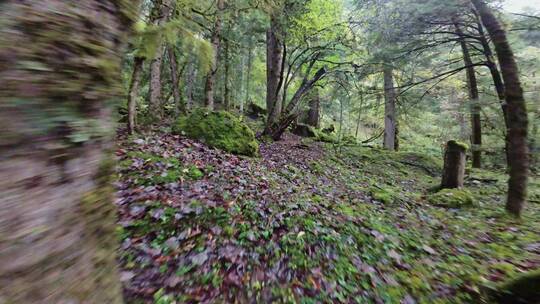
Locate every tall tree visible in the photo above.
<box><xmin>204</xmin><ymin>0</ymin><xmax>225</xmax><ymax>110</ymax></box>
<box><xmin>383</xmin><ymin>65</ymin><xmax>398</xmax><ymax>150</ymax></box>
<box><xmin>148</xmin><ymin>0</ymin><xmax>172</xmax><ymax>119</ymax></box>
<box><xmin>0</xmin><ymin>0</ymin><xmax>138</xmax><ymax>302</ymax></box>
<box><xmin>128</xmin><ymin>57</ymin><xmax>144</xmax><ymax>134</ymax></box>
<box><xmin>471</xmin><ymin>0</ymin><xmax>530</xmax><ymax>217</ymax></box>
<box><xmin>307</xmin><ymin>88</ymin><xmax>321</xmax><ymax>127</ymax></box>
<box><xmin>167</xmin><ymin>45</ymin><xmax>184</xmax><ymax>115</ymax></box>
<box><xmin>454</xmin><ymin>19</ymin><xmax>482</xmax><ymax>168</ymax></box>
<box><xmin>266</xmin><ymin>15</ymin><xmax>284</xmax><ymax>127</ymax></box>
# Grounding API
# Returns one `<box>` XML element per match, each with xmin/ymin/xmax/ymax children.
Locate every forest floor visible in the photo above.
<box><xmin>115</xmin><ymin>129</ymin><xmax>540</xmax><ymax>304</ymax></box>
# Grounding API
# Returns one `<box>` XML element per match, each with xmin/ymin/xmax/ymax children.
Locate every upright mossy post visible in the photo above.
<box><xmin>441</xmin><ymin>140</ymin><xmax>468</xmax><ymax>189</ymax></box>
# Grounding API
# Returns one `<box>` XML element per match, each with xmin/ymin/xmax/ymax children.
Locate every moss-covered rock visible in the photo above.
<box><xmin>489</xmin><ymin>269</ymin><xmax>540</xmax><ymax>304</ymax></box>
<box><xmin>427</xmin><ymin>188</ymin><xmax>475</xmax><ymax>208</ymax></box>
<box><xmin>172</xmin><ymin>109</ymin><xmax>259</xmax><ymax>156</ymax></box>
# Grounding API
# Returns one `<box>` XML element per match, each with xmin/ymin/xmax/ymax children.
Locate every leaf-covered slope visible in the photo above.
<box><xmin>116</xmin><ymin>132</ymin><xmax>539</xmax><ymax>304</ymax></box>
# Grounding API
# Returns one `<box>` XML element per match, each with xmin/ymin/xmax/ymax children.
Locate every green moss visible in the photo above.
<box><xmin>186</xmin><ymin>165</ymin><xmax>204</xmax><ymax>180</ymax></box>
<box><xmin>489</xmin><ymin>269</ymin><xmax>540</xmax><ymax>303</ymax></box>
<box><xmin>312</xmin><ymin>128</ymin><xmax>337</xmax><ymax>143</ymax></box>
<box><xmin>370</xmin><ymin>186</ymin><xmax>397</xmax><ymax>204</ymax></box>
<box><xmin>427</xmin><ymin>188</ymin><xmax>475</xmax><ymax>208</ymax></box>
<box><xmin>448</xmin><ymin>140</ymin><xmax>469</xmax><ymax>151</ymax></box>
<box><xmin>172</xmin><ymin>109</ymin><xmax>259</xmax><ymax>156</ymax></box>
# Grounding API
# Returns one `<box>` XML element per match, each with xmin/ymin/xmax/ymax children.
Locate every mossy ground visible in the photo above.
<box><xmin>116</xmin><ymin>131</ymin><xmax>540</xmax><ymax>304</ymax></box>
<box><xmin>172</xmin><ymin>109</ymin><xmax>259</xmax><ymax>156</ymax></box>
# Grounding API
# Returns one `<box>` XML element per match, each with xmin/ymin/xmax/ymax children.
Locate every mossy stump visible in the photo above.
<box><xmin>441</xmin><ymin>140</ymin><xmax>468</xmax><ymax>189</ymax></box>
<box><xmin>172</xmin><ymin>108</ymin><xmax>259</xmax><ymax>156</ymax></box>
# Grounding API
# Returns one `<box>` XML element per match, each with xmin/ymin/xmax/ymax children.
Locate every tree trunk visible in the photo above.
<box><xmin>455</xmin><ymin>20</ymin><xmax>482</xmax><ymax>168</ymax></box>
<box><xmin>472</xmin><ymin>0</ymin><xmax>530</xmax><ymax>217</ymax></box>
<box><xmin>383</xmin><ymin>65</ymin><xmax>397</xmax><ymax>150</ymax></box>
<box><xmin>266</xmin><ymin>16</ymin><xmax>284</xmax><ymax>126</ymax></box>
<box><xmin>186</xmin><ymin>60</ymin><xmax>196</xmax><ymax>111</ymax></box>
<box><xmin>355</xmin><ymin>93</ymin><xmax>365</xmax><ymax>138</ymax></box>
<box><xmin>128</xmin><ymin>56</ymin><xmax>144</xmax><ymax>134</ymax></box>
<box><xmin>265</xmin><ymin>67</ymin><xmax>326</xmax><ymax>140</ymax></box>
<box><xmin>167</xmin><ymin>46</ymin><xmax>183</xmax><ymax>116</ymax></box>
<box><xmin>441</xmin><ymin>141</ymin><xmax>468</xmax><ymax>189</ymax></box>
<box><xmin>148</xmin><ymin>0</ymin><xmax>171</xmax><ymax>120</ymax></box>
<box><xmin>0</xmin><ymin>1</ymin><xmax>137</xmax><ymax>302</ymax></box>
<box><xmin>244</xmin><ymin>37</ymin><xmax>254</xmax><ymax>113</ymax></box>
<box><xmin>224</xmin><ymin>38</ymin><xmax>231</xmax><ymax>110</ymax></box>
<box><xmin>307</xmin><ymin>88</ymin><xmax>320</xmax><ymax>127</ymax></box>
<box><xmin>204</xmin><ymin>0</ymin><xmax>224</xmax><ymax>110</ymax></box>
<box><xmin>476</xmin><ymin>14</ymin><xmax>511</xmax><ymax>165</ymax></box>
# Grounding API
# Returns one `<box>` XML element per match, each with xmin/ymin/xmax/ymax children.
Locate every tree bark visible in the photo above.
<box><xmin>307</xmin><ymin>88</ymin><xmax>320</xmax><ymax>127</ymax></box>
<box><xmin>455</xmin><ymin>20</ymin><xmax>482</xmax><ymax>168</ymax></box>
<box><xmin>244</xmin><ymin>37</ymin><xmax>254</xmax><ymax>113</ymax></box>
<box><xmin>441</xmin><ymin>141</ymin><xmax>468</xmax><ymax>189</ymax></box>
<box><xmin>475</xmin><ymin>14</ymin><xmax>511</xmax><ymax>165</ymax></box>
<box><xmin>265</xmin><ymin>66</ymin><xmax>326</xmax><ymax>140</ymax></box>
<box><xmin>471</xmin><ymin>0</ymin><xmax>530</xmax><ymax>217</ymax></box>
<box><xmin>266</xmin><ymin>16</ymin><xmax>284</xmax><ymax>126</ymax></box>
<box><xmin>186</xmin><ymin>60</ymin><xmax>196</xmax><ymax>111</ymax></box>
<box><xmin>0</xmin><ymin>1</ymin><xmax>137</xmax><ymax>302</ymax></box>
<box><xmin>383</xmin><ymin>65</ymin><xmax>397</xmax><ymax>150</ymax></box>
<box><xmin>167</xmin><ymin>46</ymin><xmax>183</xmax><ymax>115</ymax></box>
<box><xmin>128</xmin><ymin>56</ymin><xmax>144</xmax><ymax>134</ymax></box>
<box><xmin>148</xmin><ymin>0</ymin><xmax>171</xmax><ymax>120</ymax></box>
<box><xmin>204</xmin><ymin>0</ymin><xmax>224</xmax><ymax>110</ymax></box>
<box><xmin>224</xmin><ymin>37</ymin><xmax>231</xmax><ymax>110</ymax></box>
<box><xmin>355</xmin><ymin>92</ymin><xmax>365</xmax><ymax>138</ymax></box>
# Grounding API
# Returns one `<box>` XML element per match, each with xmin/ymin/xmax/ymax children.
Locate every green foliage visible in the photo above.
<box><xmin>172</xmin><ymin>108</ymin><xmax>259</xmax><ymax>156</ymax></box>
<box><xmin>427</xmin><ymin>188</ymin><xmax>475</xmax><ymax>208</ymax></box>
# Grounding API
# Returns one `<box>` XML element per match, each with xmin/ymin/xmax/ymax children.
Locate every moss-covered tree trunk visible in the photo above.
<box><xmin>471</xmin><ymin>0</ymin><xmax>529</xmax><ymax>217</ymax></box>
<box><xmin>0</xmin><ymin>1</ymin><xmax>137</xmax><ymax>302</ymax></box>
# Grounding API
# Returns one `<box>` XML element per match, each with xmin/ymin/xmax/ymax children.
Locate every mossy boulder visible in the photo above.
<box><xmin>427</xmin><ymin>188</ymin><xmax>475</xmax><ymax>208</ymax></box>
<box><xmin>489</xmin><ymin>269</ymin><xmax>540</xmax><ymax>304</ymax></box>
<box><xmin>172</xmin><ymin>109</ymin><xmax>259</xmax><ymax>156</ymax></box>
